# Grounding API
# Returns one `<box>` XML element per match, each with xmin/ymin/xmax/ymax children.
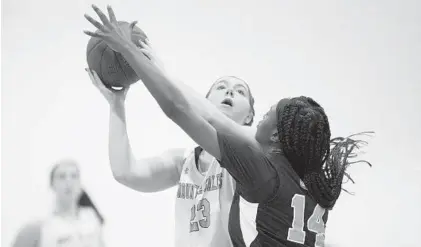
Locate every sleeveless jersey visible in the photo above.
<box><xmin>175</xmin><ymin>147</ymin><xmax>236</xmax><ymax>247</ymax></box>
<box><xmin>39</xmin><ymin>207</ymin><xmax>102</xmax><ymax>247</ymax></box>
<box><xmin>217</xmin><ymin>131</ymin><xmax>329</xmax><ymax>247</ymax></box>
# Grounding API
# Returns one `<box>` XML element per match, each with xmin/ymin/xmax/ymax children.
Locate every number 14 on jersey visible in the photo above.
<box><xmin>287</xmin><ymin>194</ymin><xmax>326</xmax><ymax>247</ymax></box>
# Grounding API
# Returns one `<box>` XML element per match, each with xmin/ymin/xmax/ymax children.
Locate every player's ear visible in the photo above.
<box><xmin>244</xmin><ymin>113</ymin><xmax>253</xmax><ymax>126</ymax></box>
<box><xmin>270</xmin><ymin>130</ymin><xmax>279</xmax><ymax>143</ymax></box>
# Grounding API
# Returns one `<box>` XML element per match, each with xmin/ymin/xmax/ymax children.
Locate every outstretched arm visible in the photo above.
<box><xmin>141</xmin><ymin>43</ymin><xmax>256</xmax><ymax>138</ymax></box>
<box><xmin>84</xmin><ymin>5</ymin><xmax>254</xmax><ymax>141</ymax></box>
<box><xmin>123</xmin><ymin>43</ymin><xmax>256</xmax><ymax>142</ymax></box>
<box><xmin>84</xmin><ymin>6</ymin><xmax>275</xmax><ymax>200</ymax></box>
<box><xmin>120</xmin><ymin>46</ymin><xmax>226</xmax><ymax>158</ymax></box>
<box><xmin>122</xmin><ymin>42</ymin><xmax>277</xmax><ymax>202</ymax></box>
<box><xmin>84</xmin><ymin>4</ymin><xmax>257</xmax><ymax>165</ymax></box>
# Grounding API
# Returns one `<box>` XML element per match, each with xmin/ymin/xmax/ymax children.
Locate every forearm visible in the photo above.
<box><xmin>108</xmin><ymin>103</ymin><xmax>136</xmax><ymax>177</ymax></box>
<box><xmin>172</xmin><ymin>78</ymin><xmax>238</xmax><ymax>131</ymax></box>
<box><xmin>121</xmin><ymin>44</ymin><xmax>240</xmax><ymax>132</ymax></box>
<box><xmin>121</xmin><ymin>44</ymin><xmax>190</xmax><ymax>118</ymax></box>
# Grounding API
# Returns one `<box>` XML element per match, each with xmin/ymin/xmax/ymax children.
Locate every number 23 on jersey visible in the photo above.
<box><xmin>190</xmin><ymin>198</ymin><xmax>211</xmax><ymax>232</ymax></box>
<box><xmin>287</xmin><ymin>194</ymin><xmax>327</xmax><ymax>247</ymax></box>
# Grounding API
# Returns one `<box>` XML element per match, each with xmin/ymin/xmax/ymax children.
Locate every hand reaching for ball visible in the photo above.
<box><xmin>84</xmin><ymin>4</ymin><xmax>167</xmax><ymax>107</ymax></box>
<box><xmin>84</xmin><ymin>5</ymin><xmax>137</xmax><ymax>54</ymax></box>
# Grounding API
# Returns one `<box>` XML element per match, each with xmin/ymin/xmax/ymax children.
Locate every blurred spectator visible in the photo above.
<box><xmin>12</xmin><ymin>159</ymin><xmax>105</xmax><ymax>247</ymax></box>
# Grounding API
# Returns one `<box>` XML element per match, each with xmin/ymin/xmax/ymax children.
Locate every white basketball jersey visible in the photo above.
<box><xmin>39</xmin><ymin>207</ymin><xmax>102</xmax><ymax>247</ymax></box>
<box><xmin>175</xmin><ymin>148</ymin><xmax>235</xmax><ymax>247</ymax></box>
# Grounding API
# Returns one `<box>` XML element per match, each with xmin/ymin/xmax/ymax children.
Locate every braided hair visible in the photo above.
<box><xmin>277</xmin><ymin>96</ymin><xmax>372</xmax><ymax>209</ymax></box>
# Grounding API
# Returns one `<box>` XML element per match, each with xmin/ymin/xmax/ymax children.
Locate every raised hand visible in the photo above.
<box><xmin>86</xmin><ymin>68</ymin><xmax>129</xmax><ymax>106</ymax></box>
<box><xmin>84</xmin><ymin>5</ymin><xmax>137</xmax><ymax>53</ymax></box>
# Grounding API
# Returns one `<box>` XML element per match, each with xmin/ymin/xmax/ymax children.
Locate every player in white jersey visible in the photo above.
<box><xmin>13</xmin><ymin>159</ymin><xmax>105</xmax><ymax>247</ymax></box>
<box><xmin>83</xmin><ymin>6</ymin><xmax>261</xmax><ymax>246</ymax></box>
<box><xmin>87</xmin><ymin>66</ymin><xmax>255</xmax><ymax>246</ymax></box>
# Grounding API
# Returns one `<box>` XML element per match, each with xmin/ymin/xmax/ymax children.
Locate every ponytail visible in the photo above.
<box><xmin>276</xmin><ymin>96</ymin><xmax>373</xmax><ymax>210</ymax></box>
<box><xmin>303</xmin><ymin>131</ymin><xmax>374</xmax><ymax>209</ymax></box>
<box><xmin>78</xmin><ymin>190</ymin><xmax>105</xmax><ymax>225</ymax></box>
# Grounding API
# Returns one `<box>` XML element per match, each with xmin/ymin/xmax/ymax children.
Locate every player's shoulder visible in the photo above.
<box><xmin>181</xmin><ymin>147</ymin><xmax>195</xmax><ymax>160</ymax></box>
<box><xmin>218</xmin><ymin>125</ymin><xmax>260</xmax><ymax>151</ymax></box>
<box><xmin>20</xmin><ymin>220</ymin><xmax>43</xmax><ymax>233</ymax></box>
<box><xmin>14</xmin><ymin>220</ymin><xmax>43</xmax><ymax>245</ymax></box>
<box><xmin>226</xmin><ymin>125</ymin><xmax>256</xmax><ymax>142</ymax></box>
<box><xmin>165</xmin><ymin>147</ymin><xmax>194</xmax><ymax>176</ymax></box>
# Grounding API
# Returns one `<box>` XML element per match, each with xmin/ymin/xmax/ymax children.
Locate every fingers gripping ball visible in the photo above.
<box><xmin>86</xmin><ymin>21</ymin><xmax>147</xmax><ymax>88</ymax></box>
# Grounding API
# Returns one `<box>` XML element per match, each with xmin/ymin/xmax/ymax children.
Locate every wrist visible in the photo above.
<box><xmin>120</xmin><ymin>41</ymin><xmax>138</xmax><ymax>57</ymax></box>
<box><xmin>110</xmin><ymin>98</ymin><xmax>125</xmax><ymax>111</ymax></box>
<box><xmin>110</xmin><ymin>101</ymin><xmax>127</xmax><ymax>121</ymax></box>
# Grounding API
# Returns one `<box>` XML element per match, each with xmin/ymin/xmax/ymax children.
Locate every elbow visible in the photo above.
<box><xmin>110</xmin><ymin>166</ymin><xmax>157</xmax><ymax>193</ymax></box>
<box><xmin>110</xmin><ymin>164</ymin><xmax>132</xmax><ymax>187</ymax></box>
<box><xmin>111</xmin><ymin>171</ymin><xmax>129</xmax><ymax>185</ymax></box>
<box><xmin>111</xmin><ymin>172</ymin><xmax>151</xmax><ymax>193</ymax></box>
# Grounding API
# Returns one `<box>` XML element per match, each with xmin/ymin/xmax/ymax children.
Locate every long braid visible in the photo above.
<box><xmin>277</xmin><ymin>96</ymin><xmax>372</xmax><ymax>209</ymax></box>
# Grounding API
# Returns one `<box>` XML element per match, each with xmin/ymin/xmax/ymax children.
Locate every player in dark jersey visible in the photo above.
<box><xmin>217</xmin><ymin>99</ymin><xmax>372</xmax><ymax>247</ymax></box>
<box><xmin>83</xmin><ymin>7</ymin><xmax>372</xmax><ymax>246</ymax></box>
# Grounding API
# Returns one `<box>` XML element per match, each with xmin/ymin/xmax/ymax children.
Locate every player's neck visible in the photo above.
<box><xmin>262</xmin><ymin>142</ymin><xmax>283</xmax><ymax>158</ymax></box>
<box><xmin>54</xmin><ymin>200</ymin><xmax>79</xmax><ymax>218</ymax></box>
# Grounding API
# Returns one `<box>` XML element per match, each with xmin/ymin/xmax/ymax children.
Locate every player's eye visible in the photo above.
<box><xmin>216</xmin><ymin>85</ymin><xmax>226</xmax><ymax>90</ymax></box>
<box><xmin>237</xmin><ymin>89</ymin><xmax>245</xmax><ymax>95</ymax></box>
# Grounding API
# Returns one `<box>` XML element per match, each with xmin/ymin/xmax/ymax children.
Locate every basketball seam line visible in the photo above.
<box><xmin>114</xmin><ymin>51</ymin><xmax>129</xmax><ymax>82</ymax></box>
<box><xmin>99</xmin><ymin>45</ymin><xmax>108</xmax><ymax>80</ymax></box>
<box><xmin>87</xmin><ymin>39</ymin><xmax>103</xmax><ymax>57</ymax></box>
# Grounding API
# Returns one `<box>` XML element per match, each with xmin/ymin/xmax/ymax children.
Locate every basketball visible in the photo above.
<box><xmin>86</xmin><ymin>21</ymin><xmax>148</xmax><ymax>88</ymax></box>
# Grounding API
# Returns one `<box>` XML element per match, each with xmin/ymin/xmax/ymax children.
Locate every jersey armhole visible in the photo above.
<box><xmin>263</xmin><ymin>172</ymin><xmax>281</xmax><ymax>204</ymax></box>
<box><xmin>194</xmin><ymin>146</ymin><xmax>203</xmax><ymax>169</ymax></box>
<box><xmin>265</xmin><ymin>156</ymin><xmax>307</xmax><ymax>204</ymax></box>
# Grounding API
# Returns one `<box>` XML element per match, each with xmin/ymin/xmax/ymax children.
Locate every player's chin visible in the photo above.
<box><xmin>217</xmin><ymin>105</ymin><xmax>234</xmax><ymax>114</ymax></box>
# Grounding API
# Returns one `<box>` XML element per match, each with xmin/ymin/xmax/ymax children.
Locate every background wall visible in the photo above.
<box><xmin>2</xmin><ymin>0</ymin><xmax>420</xmax><ymax>246</ymax></box>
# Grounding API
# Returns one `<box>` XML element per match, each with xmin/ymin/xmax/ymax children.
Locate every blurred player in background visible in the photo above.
<box><xmin>83</xmin><ymin>5</ymin><xmax>372</xmax><ymax>247</ymax></box>
<box><xmin>12</xmin><ymin>159</ymin><xmax>105</xmax><ymax>247</ymax></box>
